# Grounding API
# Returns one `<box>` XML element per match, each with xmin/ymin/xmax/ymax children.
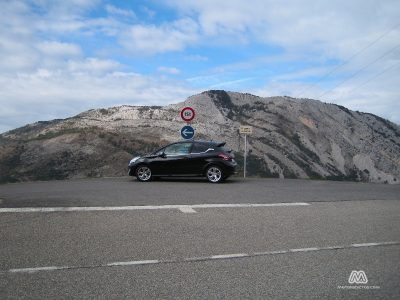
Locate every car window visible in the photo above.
<box><xmin>164</xmin><ymin>143</ymin><xmax>192</xmax><ymax>156</ymax></box>
<box><xmin>191</xmin><ymin>143</ymin><xmax>211</xmax><ymax>153</ymax></box>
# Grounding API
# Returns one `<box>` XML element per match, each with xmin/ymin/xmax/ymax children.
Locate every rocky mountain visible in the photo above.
<box><xmin>1</xmin><ymin>90</ymin><xmax>399</xmax><ymax>184</ymax></box>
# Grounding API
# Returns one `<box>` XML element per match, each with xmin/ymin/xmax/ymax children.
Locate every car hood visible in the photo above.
<box><xmin>129</xmin><ymin>153</ymin><xmax>157</xmax><ymax>164</ymax></box>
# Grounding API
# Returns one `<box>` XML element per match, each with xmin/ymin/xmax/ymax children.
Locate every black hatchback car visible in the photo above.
<box><xmin>128</xmin><ymin>140</ymin><xmax>237</xmax><ymax>183</ymax></box>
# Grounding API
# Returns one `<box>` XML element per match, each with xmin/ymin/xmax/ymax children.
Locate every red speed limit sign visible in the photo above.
<box><xmin>180</xmin><ymin>107</ymin><xmax>195</xmax><ymax>122</ymax></box>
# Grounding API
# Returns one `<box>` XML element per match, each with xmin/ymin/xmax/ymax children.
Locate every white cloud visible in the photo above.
<box><xmin>157</xmin><ymin>66</ymin><xmax>180</xmax><ymax>75</ymax></box>
<box><xmin>119</xmin><ymin>18</ymin><xmax>199</xmax><ymax>55</ymax></box>
<box><xmin>166</xmin><ymin>0</ymin><xmax>400</xmax><ymax>58</ymax></box>
<box><xmin>0</xmin><ymin>1</ymin><xmax>38</xmax><ymax>72</ymax></box>
<box><xmin>105</xmin><ymin>4</ymin><xmax>136</xmax><ymax>18</ymax></box>
<box><xmin>36</xmin><ymin>41</ymin><xmax>82</xmax><ymax>57</ymax></box>
<box><xmin>166</xmin><ymin>0</ymin><xmax>258</xmax><ymax>36</ymax></box>
<box><xmin>67</xmin><ymin>58</ymin><xmax>121</xmax><ymax>74</ymax></box>
<box><xmin>165</xmin><ymin>0</ymin><xmax>400</xmax><ymax>80</ymax></box>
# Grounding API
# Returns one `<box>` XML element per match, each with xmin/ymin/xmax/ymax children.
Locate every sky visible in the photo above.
<box><xmin>1</xmin><ymin>0</ymin><xmax>399</xmax><ymax>133</ymax></box>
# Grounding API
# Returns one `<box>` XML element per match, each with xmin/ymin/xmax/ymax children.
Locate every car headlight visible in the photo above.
<box><xmin>129</xmin><ymin>156</ymin><xmax>141</xmax><ymax>165</ymax></box>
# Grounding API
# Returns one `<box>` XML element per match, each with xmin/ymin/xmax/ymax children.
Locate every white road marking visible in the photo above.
<box><xmin>379</xmin><ymin>241</ymin><xmax>399</xmax><ymax>245</ymax></box>
<box><xmin>190</xmin><ymin>203</ymin><xmax>310</xmax><ymax>208</ymax></box>
<box><xmin>254</xmin><ymin>250</ymin><xmax>288</xmax><ymax>255</ymax></box>
<box><xmin>107</xmin><ymin>260</ymin><xmax>159</xmax><ymax>266</ymax></box>
<box><xmin>210</xmin><ymin>253</ymin><xmax>248</xmax><ymax>259</ymax></box>
<box><xmin>289</xmin><ymin>247</ymin><xmax>320</xmax><ymax>252</ymax></box>
<box><xmin>0</xmin><ymin>202</ymin><xmax>310</xmax><ymax>214</ymax></box>
<box><xmin>178</xmin><ymin>206</ymin><xmax>197</xmax><ymax>213</ymax></box>
<box><xmin>4</xmin><ymin>241</ymin><xmax>398</xmax><ymax>274</ymax></box>
<box><xmin>9</xmin><ymin>266</ymin><xmax>69</xmax><ymax>273</ymax></box>
<box><xmin>351</xmin><ymin>242</ymin><xmax>380</xmax><ymax>247</ymax></box>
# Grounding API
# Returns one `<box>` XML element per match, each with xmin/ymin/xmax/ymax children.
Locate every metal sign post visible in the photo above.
<box><xmin>239</xmin><ymin>126</ymin><xmax>253</xmax><ymax>178</ymax></box>
<box><xmin>244</xmin><ymin>133</ymin><xmax>247</xmax><ymax>178</ymax></box>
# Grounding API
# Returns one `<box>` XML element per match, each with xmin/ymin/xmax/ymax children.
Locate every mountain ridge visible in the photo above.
<box><xmin>1</xmin><ymin>90</ymin><xmax>399</xmax><ymax>184</ymax></box>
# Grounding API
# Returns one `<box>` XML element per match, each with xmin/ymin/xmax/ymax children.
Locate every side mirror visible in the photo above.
<box><xmin>159</xmin><ymin>152</ymin><xmax>167</xmax><ymax>158</ymax></box>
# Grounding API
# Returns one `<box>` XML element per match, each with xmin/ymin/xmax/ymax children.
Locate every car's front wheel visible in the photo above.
<box><xmin>136</xmin><ymin>165</ymin><xmax>152</xmax><ymax>182</ymax></box>
<box><xmin>206</xmin><ymin>165</ymin><xmax>224</xmax><ymax>183</ymax></box>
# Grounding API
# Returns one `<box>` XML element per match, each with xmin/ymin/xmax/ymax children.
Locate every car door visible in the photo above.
<box><xmin>147</xmin><ymin>147</ymin><xmax>168</xmax><ymax>175</ymax></box>
<box><xmin>162</xmin><ymin>142</ymin><xmax>193</xmax><ymax>175</ymax></box>
<box><xmin>189</xmin><ymin>142</ymin><xmax>213</xmax><ymax>175</ymax></box>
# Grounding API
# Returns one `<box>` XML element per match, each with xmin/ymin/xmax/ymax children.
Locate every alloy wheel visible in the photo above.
<box><xmin>207</xmin><ymin>166</ymin><xmax>223</xmax><ymax>183</ymax></box>
<box><xmin>137</xmin><ymin>166</ymin><xmax>152</xmax><ymax>181</ymax></box>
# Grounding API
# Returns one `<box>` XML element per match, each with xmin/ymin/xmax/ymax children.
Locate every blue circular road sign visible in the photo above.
<box><xmin>181</xmin><ymin>125</ymin><xmax>195</xmax><ymax>139</ymax></box>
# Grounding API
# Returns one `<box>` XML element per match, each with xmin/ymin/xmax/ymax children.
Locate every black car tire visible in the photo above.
<box><xmin>206</xmin><ymin>165</ymin><xmax>224</xmax><ymax>183</ymax></box>
<box><xmin>136</xmin><ymin>165</ymin><xmax>152</xmax><ymax>182</ymax></box>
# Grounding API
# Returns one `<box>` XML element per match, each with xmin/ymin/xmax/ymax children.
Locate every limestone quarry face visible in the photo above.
<box><xmin>1</xmin><ymin>90</ymin><xmax>399</xmax><ymax>184</ymax></box>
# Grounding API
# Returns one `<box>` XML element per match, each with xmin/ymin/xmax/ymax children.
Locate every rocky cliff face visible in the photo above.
<box><xmin>1</xmin><ymin>90</ymin><xmax>399</xmax><ymax>183</ymax></box>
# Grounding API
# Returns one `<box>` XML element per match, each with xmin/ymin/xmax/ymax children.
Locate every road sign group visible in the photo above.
<box><xmin>180</xmin><ymin>107</ymin><xmax>195</xmax><ymax>139</ymax></box>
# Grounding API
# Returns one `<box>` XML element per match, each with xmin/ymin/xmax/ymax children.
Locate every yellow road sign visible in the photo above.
<box><xmin>240</xmin><ymin>125</ymin><xmax>253</xmax><ymax>134</ymax></box>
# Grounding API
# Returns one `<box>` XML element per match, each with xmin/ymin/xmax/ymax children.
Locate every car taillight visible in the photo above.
<box><xmin>218</xmin><ymin>153</ymin><xmax>232</xmax><ymax>161</ymax></box>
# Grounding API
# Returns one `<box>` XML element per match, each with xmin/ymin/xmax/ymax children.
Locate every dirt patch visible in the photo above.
<box><xmin>299</xmin><ymin>116</ymin><xmax>316</xmax><ymax>129</ymax></box>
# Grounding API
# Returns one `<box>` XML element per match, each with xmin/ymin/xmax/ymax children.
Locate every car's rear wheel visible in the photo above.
<box><xmin>136</xmin><ymin>165</ymin><xmax>152</xmax><ymax>182</ymax></box>
<box><xmin>206</xmin><ymin>165</ymin><xmax>224</xmax><ymax>183</ymax></box>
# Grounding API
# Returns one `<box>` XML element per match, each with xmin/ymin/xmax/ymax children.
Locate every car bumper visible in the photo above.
<box><xmin>128</xmin><ymin>166</ymin><xmax>135</xmax><ymax>176</ymax></box>
<box><xmin>223</xmin><ymin>161</ymin><xmax>237</xmax><ymax>176</ymax></box>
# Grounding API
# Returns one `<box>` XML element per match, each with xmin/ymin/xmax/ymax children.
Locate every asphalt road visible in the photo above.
<box><xmin>0</xmin><ymin>177</ymin><xmax>399</xmax><ymax>299</ymax></box>
<box><xmin>0</xmin><ymin>176</ymin><xmax>399</xmax><ymax>207</ymax></box>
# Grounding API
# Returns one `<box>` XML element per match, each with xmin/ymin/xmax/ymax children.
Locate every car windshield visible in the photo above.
<box><xmin>153</xmin><ymin>148</ymin><xmax>165</xmax><ymax>156</ymax></box>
